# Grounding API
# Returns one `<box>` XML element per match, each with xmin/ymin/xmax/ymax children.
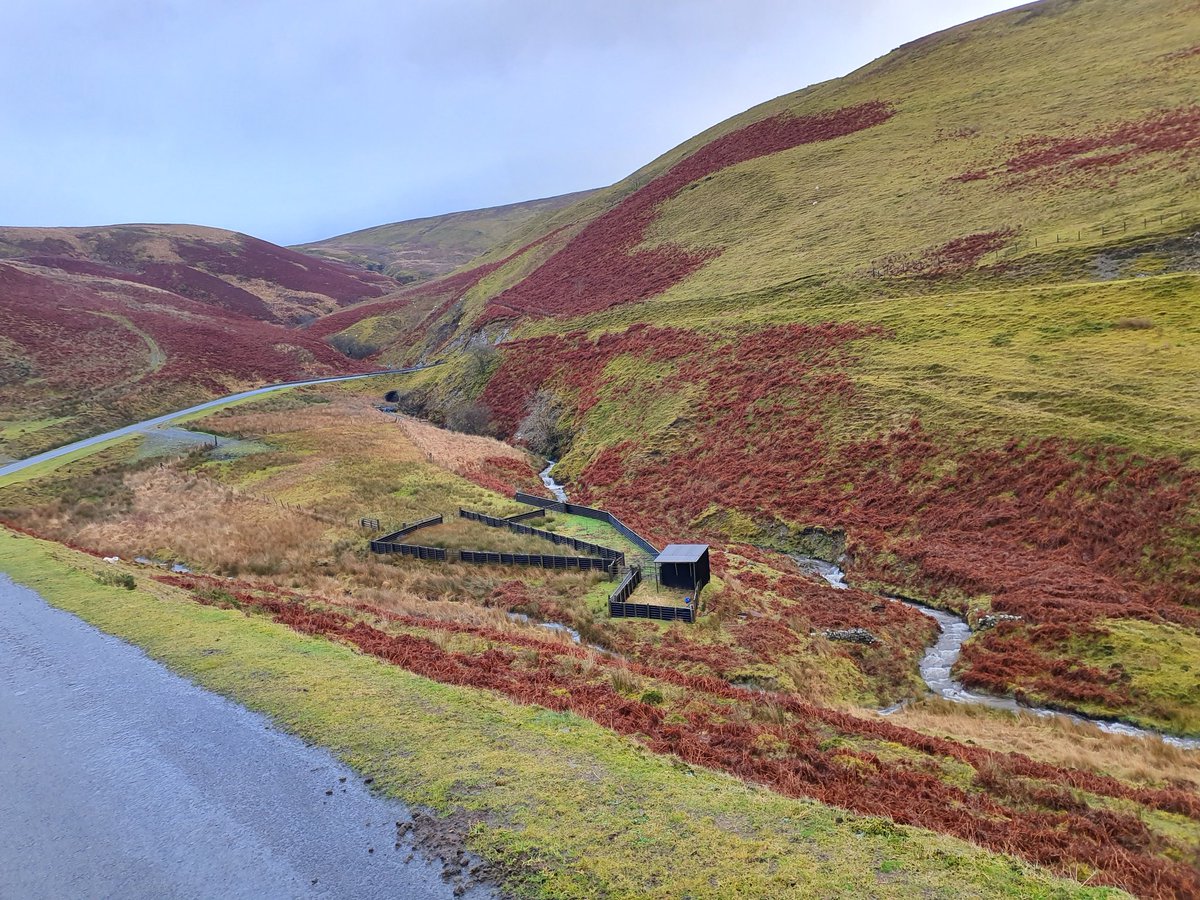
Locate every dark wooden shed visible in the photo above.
<box><xmin>655</xmin><ymin>544</ymin><xmax>711</xmax><ymax>592</ymax></box>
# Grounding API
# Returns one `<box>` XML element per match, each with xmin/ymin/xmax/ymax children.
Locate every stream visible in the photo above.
<box><xmin>538</xmin><ymin>461</ymin><xmax>569</xmax><ymax>503</ymax></box>
<box><xmin>519</xmin><ymin>462</ymin><xmax>1196</xmax><ymax>748</ymax></box>
<box><xmin>791</xmin><ymin>555</ymin><xmax>1200</xmax><ymax>750</ymax></box>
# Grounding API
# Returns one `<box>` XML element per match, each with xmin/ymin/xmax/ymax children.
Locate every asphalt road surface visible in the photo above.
<box><xmin>0</xmin><ymin>366</ymin><xmax>437</xmax><ymax>480</ymax></box>
<box><xmin>0</xmin><ymin>573</ymin><xmax>486</xmax><ymax>899</ymax></box>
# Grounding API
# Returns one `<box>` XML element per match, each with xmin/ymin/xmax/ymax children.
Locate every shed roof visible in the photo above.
<box><xmin>655</xmin><ymin>543</ymin><xmax>710</xmax><ymax>564</ymax></box>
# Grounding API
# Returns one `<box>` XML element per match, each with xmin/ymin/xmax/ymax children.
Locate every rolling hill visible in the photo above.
<box><xmin>0</xmin><ymin>224</ymin><xmax>395</xmax><ymax>460</ymax></box>
<box><xmin>313</xmin><ymin>0</ymin><xmax>1200</xmax><ymax>734</ymax></box>
<box><xmin>4</xmin><ymin>0</ymin><xmax>1200</xmax><ymax>894</ymax></box>
<box><xmin>294</xmin><ymin>190</ymin><xmax>595</xmax><ymax>284</ymax></box>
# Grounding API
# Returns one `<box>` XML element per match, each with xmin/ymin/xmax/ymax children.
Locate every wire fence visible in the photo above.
<box><xmin>980</xmin><ymin>208</ymin><xmax>1197</xmax><ymax>267</ymax></box>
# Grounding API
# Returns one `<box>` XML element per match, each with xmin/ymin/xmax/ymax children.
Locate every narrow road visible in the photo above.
<box><xmin>0</xmin><ymin>365</ymin><xmax>437</xmax><ymax>481</ymax></box>
<box><xmin>0</xmin><ymin>574</ymin><xmax>486</xmax><ymax>900</ymax></box>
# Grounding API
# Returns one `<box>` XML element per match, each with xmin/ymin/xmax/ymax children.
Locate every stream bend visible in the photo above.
<box><xmin>792</xmin><ymin>555</ymin><xmax>1200</xmax><ymax>750</ymax></box>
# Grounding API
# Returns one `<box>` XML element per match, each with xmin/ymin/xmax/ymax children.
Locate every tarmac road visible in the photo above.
<box><xmin>0</xmin><ymin>365</ymin><xmax>438</xmax><ymax>481</ymax></box>
<box><xmin>0</xmin><ymin>573</ymin><xmax>487</xmax><ymax>900</ymax></box>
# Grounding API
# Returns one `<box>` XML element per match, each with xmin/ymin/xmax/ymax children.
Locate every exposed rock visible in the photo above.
<box><xmin>975</xmin><ymin>613</ymin><xmax>1022</xmax><ymax>631</ymax></box>
<box><xmin>820</xmin><ymin>627</ymin><xmax>878</xmax><ymax>645</ymax></box>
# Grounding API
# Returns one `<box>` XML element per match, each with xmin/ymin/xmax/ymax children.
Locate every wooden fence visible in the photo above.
<box><xmin>459</xmin><ymin>509</ymin><xmax>624</xmax><ymax>566</ymax></box>
<box><xmin>369</xmin><ymin>514</ymin><xmax>446</xmax><ymax>556</ymax></box>
<box><xmin>506</xmin><ymin>508</ymin><xmax>547</xmax><ymax>523</ymax></box>
<box><xmin>609</xmin><ymin>600</ymin><xmax>695</xmax><ymax>623</ymax></box>
<box><xmin>370</xmin><ymin>543</ymin><xmax>448</xmax><ymax>561</ymax></box>
<box><xmin>374</xmin><ymin>515</ymin><xmax>444</xmax><ymax>543</ymax></box>
<box><xmin>608</xmin><ymin>565</ymin><xmax>641</xmax><ymax>605</ymax></box>
<box><xmin>512</xmin><ymin>492</ymin><xmax>659</xmax><ymax>556</ymax></box>
<box><xmin>459</xmin><ymin>550</ymin><xmax>615</xmax><ymax>572</ymax></box>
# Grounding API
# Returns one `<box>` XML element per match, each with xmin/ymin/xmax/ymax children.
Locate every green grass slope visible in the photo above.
<box><xmin>324</xmin><ymin>0</ymin><xmax>1200</xmax><ymax>732</ymax></box>
<box><xmin>295</xmin><ymin>190</ymin><xmax>595</xmax><ymax>284</ymax></box>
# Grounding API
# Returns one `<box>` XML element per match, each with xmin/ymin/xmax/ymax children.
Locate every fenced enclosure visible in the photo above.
<box><xmin>366</xmin><ymin>510</ymin><xmax>618</xmax><ymax>574</ymax></box>
<box><xmin>512</xmin><ymin>492</ymin><xmax>659</xmax><ymax>556</ymax></box>
<box><xmin>364</xmin><ymin>502</ymin><xmax>698</xmax><ymax>620</ymax></box>
<box><xmin>607</xmin><ymin>564</ymin><xmax>697</xmax><ymax>623</ymax></box>
<box><xmin>459</xmin><ymin>508</ymin><xmax>625</xmax><ymax>565</ymax></box>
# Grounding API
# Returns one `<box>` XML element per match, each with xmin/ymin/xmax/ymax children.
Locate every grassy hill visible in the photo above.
<box><xmin>294</xmin><ymin>190</ymin><xmax>595</xmax><ymax>284</ymax></box>
<box><xmin>0</xmin><ymin>224</ymin><xmax>394</xmax><ymax>460</ymax></box>
<box><xmin>4</xmin><ymin>1</ymin><xmax>1200</xmax><ymax>894</ymax></box>
<box><xmin>315</xmin><ymin>0</ymin><xmax>1200</xmax><ymax>734</ymax></box>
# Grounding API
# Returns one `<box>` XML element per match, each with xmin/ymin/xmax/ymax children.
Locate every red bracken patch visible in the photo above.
<box><xmin>951</xmin><ymin>105</ymin><xmax>1200</xmax><ymax>187</ymax></box>
<box><xmin>460</xmin><ymin>455</ymin><xmax>546</xmax><ymax>497</ymax></box>
<box><xmin>872</xmin><ymin>229</ymin><xmax>1016</xmax><ymax>277</ymax></box>
<box><xmin>481</xmin><ymin>319</ymin><xmax>1200</xmax><ymax>713</ymax></box>
<box><xmin>478</xmin><ymin>323</ymin><xmax>709</xmax><ymax>436</ymax></box>
<box><xmin>156</xmin><ymin>572</ymin><xmax>1200</xmax><ymax>898</ymax></box>
<box><xmin>479</xmin><ymin>102</ymin><xmax>895</xmax><ymax>323</ymax></box>
<box><xmin>174</xmin><ymin>235</ymin><xmax>390</xmax><ymax>306</ymax></box>
<box><xmin>0</xmin><ymin>261</ymin><xmax>364</xmax><ymax>397</ymax></box>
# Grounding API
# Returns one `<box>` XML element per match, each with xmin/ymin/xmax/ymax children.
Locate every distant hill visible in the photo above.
<box><xmin>0</xmin><ymin>224</ymin><xmax>394</xmax><ymax>325</ymax></box>
<box><xmin>0</xmin><ymin>224</ymin><xmax>391</xmax><ymax>459</ymax></box>
<box><xmin>294</xmin><ymin>191</ymin><xmax>595</xmax><ymax>284</ymax></box>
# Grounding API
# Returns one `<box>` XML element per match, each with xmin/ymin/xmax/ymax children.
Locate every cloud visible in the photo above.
<box><xmin>0</xmin><ymin>0</ymin><xmax>1022</xmax><ymax>243</ymax></box>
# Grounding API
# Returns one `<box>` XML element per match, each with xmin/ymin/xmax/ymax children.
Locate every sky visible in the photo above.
<box><xmin>2</xmin><ymin>1</ymin><xmax>1024</xmax><ymax>245</ymax></box>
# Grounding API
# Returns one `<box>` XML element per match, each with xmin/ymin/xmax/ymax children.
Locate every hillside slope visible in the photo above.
<box><xmin>0</xmin><ymin>225</ymin><xmax>392</xmax><ymax>460</ymax></box>
<box><xmin>0</xmin><ymin>224</ymin><xmax>393</xmax><ymax>324</ymax></box>
<box><xmin>294</xmin><ymin>190</ymin><xmax>595</xmax><ymax>284</ymax></box>
<box><xmin>318</xmin><ymin>0</ymin><xmax>1200</xmax><ymax>733</ymax></box>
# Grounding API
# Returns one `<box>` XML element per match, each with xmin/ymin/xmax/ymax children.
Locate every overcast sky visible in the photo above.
<box><xmin>2</xmin><ymin>1</ymin><xmax>1024</xmax><ymax>245</ymax></box>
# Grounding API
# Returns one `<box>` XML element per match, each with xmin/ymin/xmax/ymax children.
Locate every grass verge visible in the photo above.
<box><xmin>0</xmin><ymin>528</ymin><xmax>1118</xmax><ymax>899</ymax></box>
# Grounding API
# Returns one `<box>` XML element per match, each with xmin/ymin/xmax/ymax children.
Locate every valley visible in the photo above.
<box><xmin>2</xmin><ymin>0</ymin><xmax>1199</xmax><ymax>896</ymax></box>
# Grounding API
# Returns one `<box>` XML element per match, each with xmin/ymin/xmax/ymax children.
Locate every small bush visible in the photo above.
<box><xmin>96</xmin><ymin>570</ymin><xmax>136</xmax><ymax>591</ymax></box>
<box><xmin>445</xmin><ymin>401</ymin><xmax>494</xmax><ymax>436</ymax></box>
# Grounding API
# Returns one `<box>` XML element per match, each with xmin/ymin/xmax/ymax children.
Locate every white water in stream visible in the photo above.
<box><xmin>538</xmin><ymin>461</ymin><xmax>569</xmax><ymax>503</ymax></box>
<box><xmin>791</xmin><ymin>556</ymin><xmax>1200</xmax><ymax>750</ymax></box>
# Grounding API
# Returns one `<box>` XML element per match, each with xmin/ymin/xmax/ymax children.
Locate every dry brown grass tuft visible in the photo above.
<box><xmin>259</xmin><ymin>549</ymin><xmax>594</xmax><ymax>651</ymax></box>
<box><xmin>72</xmin><ymin>467</ymin><xmax>333</xmax><ymax>576</ymax></box>
<box><xmin>1113</xmin><ymin>316</ymin><xmax>1156</xmax><ymax>330</ymax></box>
<box><xmin>882</xmin><ymin>697</ymin><xmax>1199</xmax><ymax>790</ymax></box>
<box><xmin>391</xmin><ymin>413</ymin><xmax>530</xmax><ymax>473</ymax></box>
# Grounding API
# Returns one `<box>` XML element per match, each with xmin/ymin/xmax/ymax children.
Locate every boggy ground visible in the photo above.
<box><xmin>2</xmin><ymin>385</ymin><xmax>1199</xmax><ymax>897</ymax></box>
